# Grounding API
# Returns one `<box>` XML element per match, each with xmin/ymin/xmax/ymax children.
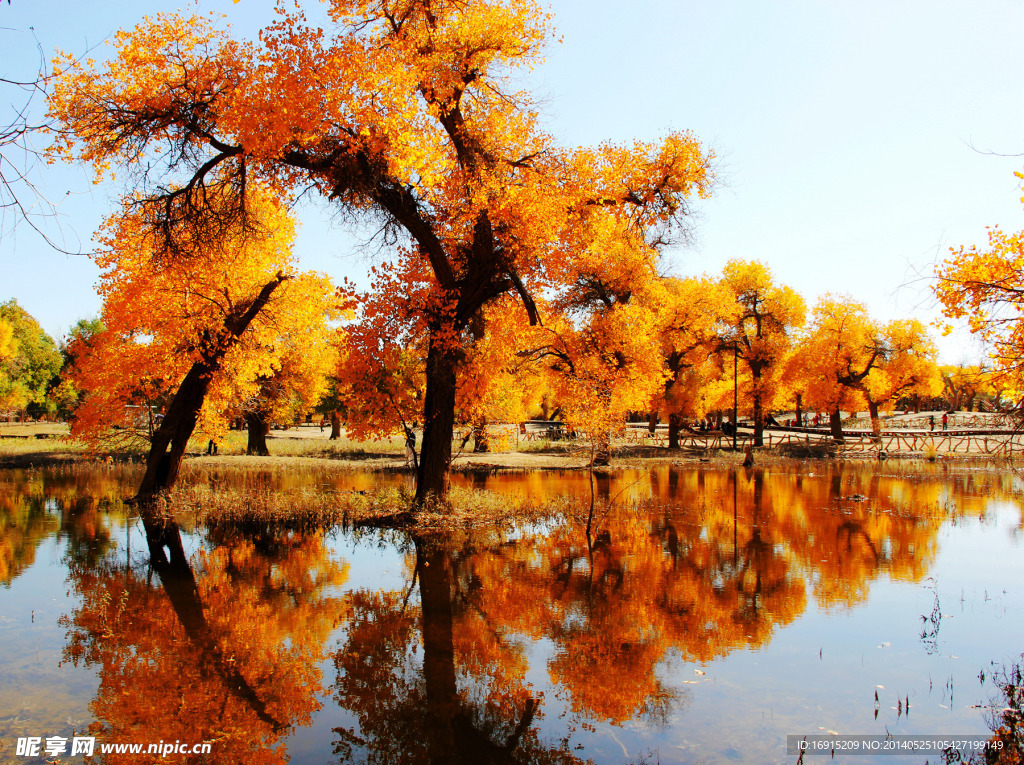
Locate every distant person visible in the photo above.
<box><xmin>942</xmin><ymin>413</ymin><xmax>948</xmax><ymax>431</ymax></box>
<box><xmin>929</xmin><ymin>415</ymin><xmax>935</xmax><ymax>432</ymax></box>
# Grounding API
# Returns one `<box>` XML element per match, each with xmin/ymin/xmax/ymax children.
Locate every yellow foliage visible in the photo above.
<box><xmin>936</xmin><ymin>223</ymin><xmax>1024</xmax><ymax>391</ymax></box>
<box><xmin>69</xmin><ymin>186</ymin><xmax>344</xmax><ymax>447</ymax></box>
<box><xmin>791</xmin><ymin>296</ymin><xmax>940</xmax><ymax>419</ymax></box>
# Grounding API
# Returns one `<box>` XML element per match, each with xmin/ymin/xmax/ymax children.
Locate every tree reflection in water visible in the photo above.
<box><xmin>332</xmin><ymin>465</ymin><xmax>958</xmax><ymax>760</ymax></box>
<box><xmin>41</xmin><ymin>462</ymin><xmax>1001</xmax><ymax>763</ymax></box>
<box><xmin>333</xmin><ymin>537</ymin><xmax>587</xmax><ymax>764</ymax></box>
<box><xmin>1</xmin><ymin>466</ymin><xmax>127</xmax><ymax>585</ymax></box>
<box><xmin>62</xmin><ymin>513</ymin><xmax>349</xmax><ymax>764</ymax></box>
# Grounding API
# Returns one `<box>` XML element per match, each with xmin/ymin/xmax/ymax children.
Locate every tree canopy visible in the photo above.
<box><xmin>49</xmin><ymin>0</ymin><xmax>713</xmax><ymax>501</ymax></box>
<box><xmin>65</xmin><ymin>185</ymin><xmax>342</xmax><ymax>490</ymax></box>
<box><xmin>936</xmin><ymin>220</ymin><xmax>1024</xmax><ymax>399</ymax></box>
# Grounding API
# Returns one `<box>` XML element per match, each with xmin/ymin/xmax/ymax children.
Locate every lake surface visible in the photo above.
<box><xmin>1</xmin><ymin>462</ymin><xmax>1022</xmax><ymax>764</ymax></box>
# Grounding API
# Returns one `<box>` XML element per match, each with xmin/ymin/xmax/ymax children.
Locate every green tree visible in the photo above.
<box><xmin>0</xmin><ymin>299</ymin><xmax>62</xmax><ymax>417</ymax></box>
<box><xmin>47</xmin><ymin>316</ymin><xmax>105</xmax><ymax>421</ymax></box>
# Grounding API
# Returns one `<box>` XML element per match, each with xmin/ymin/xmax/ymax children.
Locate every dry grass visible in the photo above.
<box><xmin>207</xmin><ymin>429</ymin><xmax>404</xmax><ymax>458</ymax></box>
<box><xmin>411</xmin><ymin>486</ymin><xmax>582</xmax><ymax>532</ymax></box>
<box><xmin>159</xmin><ymin>471</ymin><xmax>584</xmax><ymax>534</ymax></box>
<box><xmin>0</xmin><ymin>422</ymin><xmax>91</xmax><ymax>464</ymax></box>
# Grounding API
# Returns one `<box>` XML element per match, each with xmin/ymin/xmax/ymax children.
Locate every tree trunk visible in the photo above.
<box><xmin>135</xmin><ymin>273</ymin><xmax>287</xmax><ymax>502</ymax></box>
<box><xmin>868</xmin><ymin>400</ymin><xmax>881</xmax><ymax>437</ymax></box>
<box><xmin>136</xmin><ymin>361</ymin><xmax>219</xmax><ymax>500</ymax></box>
<box><xmin>592</xmin><ymin>432</ymin><xmax>611</xmax><ymax>467</ymax></box>
<box><xmin>913</xmin><ymin>394</ymin><xmax>921</xmax><ymax>414</ymax></box>
<box><xmin>794</xmin><ymin>393</ymin><xmax>803</xmax><ymax>429</ymax></box>
<box><xmin>329</xmin><ymin>409</ymin><xmax>341</xmax><ymax>440</ymax></box>
<box><xmin>415</xmin><ymin>337</ymin><xmax>458</xmax><ymax>503</ymax></box>
<box><xmin>244</xmin><ymin>410</ymin><xmax>271</xmax><ymax>455</ymax></box>
<box><xmin>829</xmin><ymin>406</ymin><xmax>845</xmax><ymax>443</ymax></box>
<box><xmin>647</xmin><ymin>411</ymin><xmax>658</xmax><ymax>435</ymax></box>
<box><xmin>472</xmin><ymin>416</ymin><xmax>489</xmax><ymax>453</ymax></box>
<box><xmin>752</xmin><ymin>387</ymin><xmax>764</xmax><ymax>447</ymax></box>
<box><xmin>667</xmin><ymin>412</ymin><xmax>682</xmax><ymax>449</ymax></box>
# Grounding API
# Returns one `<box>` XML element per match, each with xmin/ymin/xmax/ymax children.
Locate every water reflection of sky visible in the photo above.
<box><xmin>0</xmin><ymin>464</ymin><xmax>1021</xmax><ymax>764</ymax></box>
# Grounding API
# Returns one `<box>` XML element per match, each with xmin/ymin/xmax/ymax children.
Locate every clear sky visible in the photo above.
<box><xmin>3</xmin><ymin>0</ymin><xmax>1024</xmax><ymax>364</ymax></box>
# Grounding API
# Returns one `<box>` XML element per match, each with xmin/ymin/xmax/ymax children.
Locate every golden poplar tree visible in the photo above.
<box><xmin>50</xmin><ymin>0</ymin><xmax>713</xmax><ymax>503</ymax></box>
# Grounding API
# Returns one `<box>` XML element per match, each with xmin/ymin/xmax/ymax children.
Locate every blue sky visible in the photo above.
<box><xmin>3</xmin><ymin>0</ymin><xmax>1024</xmax><ymax>363</ymax></box>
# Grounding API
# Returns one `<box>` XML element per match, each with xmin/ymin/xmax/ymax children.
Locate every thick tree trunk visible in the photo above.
<box><xmin>415</xmin><ymin>338</ymin><xmax>458</xmax><ymax>503</ymax></box>
<box><xmin>868</xmin><ymin>400</ymin><xmax>881</xmax><ymax>437</ymax></box>
<box><xmin>244</xmin><ymin>410</ymin><xmax>271</xmax><ymax>455</ymax></box>
<box><xmin>647</xmin><ymin>411</ymin><xmax>658</xmax><ymax>435</ymax></box>
<box><xmin>829</xmin><ymin>406</ymin><xmax>845</xmax><ymax>443</ymax></box>
<box><xmin>667</xmin><ymin>412</ymin><xmax>682</xmax><ymax>449</ymax></box>
<box><xmin>592</xmin><ymin>433</ymin><xmax>611</xmax><ymax>466</ymax></box>
<box><xmin>794</xmin><ymin>393</ymin><xmax>803</xmax><ymax>429</ymax></box>
<box><xmin>136</xmin><ymin>362</ymin><xmax>219</xmax><ymax>500</ymax></box>
<box><xmin>329</xmin><ymin>409</ymin><xmax>341</xmax><ymax>440</ymax></box>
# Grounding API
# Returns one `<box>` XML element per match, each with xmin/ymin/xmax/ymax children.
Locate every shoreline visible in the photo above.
<box><xmin>2</xmin><ymin>443</ymin><xmax>1018</xmax><ymax>473</ymax></box>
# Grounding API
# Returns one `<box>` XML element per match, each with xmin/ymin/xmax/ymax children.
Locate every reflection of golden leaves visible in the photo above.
<box><xmin>438</xmin><ymin>463</ymin><xmax>998</xmax><ymax>723</ymax></box>
<box><xmin>0</xmin><ymin>468</ymin><xmax>130</xmax><ymax>586</ymax></box>
<box><xmin>62</xmin><ymin>531</ymin><xmax>348</xmax><ymax>764</ymax></box>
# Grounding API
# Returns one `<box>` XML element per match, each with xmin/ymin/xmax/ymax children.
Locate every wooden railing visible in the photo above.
<box><xmin>753</xmin><ymin>427</ymin><xmax>1024</xmax><ymax>455</ymax></box>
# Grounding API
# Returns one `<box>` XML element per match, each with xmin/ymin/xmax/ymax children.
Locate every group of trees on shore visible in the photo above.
<box><xmin>0</xmin><ymin>0</ymin><xmax>1020</xmax><ymax>506</ymax></box>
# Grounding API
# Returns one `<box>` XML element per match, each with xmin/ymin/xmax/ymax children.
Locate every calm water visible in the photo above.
<box><xmin>0</xmin><ymin>462</ymin><xmax>1022</xmax><ymax>764</ymax></box>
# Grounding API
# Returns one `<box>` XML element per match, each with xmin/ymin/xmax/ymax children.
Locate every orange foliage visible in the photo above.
<box><xmin>790</xmin><ymin>296</ymin><xmax>940</xmax><ymax>432</ymax></box>
<box><xmin>62</xmin><ymin>531</ymin><xmax>349</xmax><ymax>764</ymax></box>
<box><xmin>713</xmin><ymin>260</ymin><xmax>805</xmax><ymax>439</ymax></box>
<box><xmin>67</xmin><ymin>188</ymin><xmax>344</xmax><ymax>449</ymax></box>
<box><xmin>49</xmin><ymin>0</ymin><xmax>713</xmax><ymax>497</ymax></box>
<box><xmin>936</xmin><ymin>221</ymin><xmax>1024</xmax><ymax>386</ymax></box>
